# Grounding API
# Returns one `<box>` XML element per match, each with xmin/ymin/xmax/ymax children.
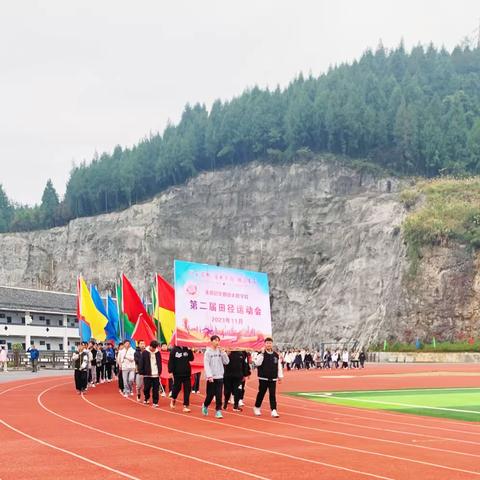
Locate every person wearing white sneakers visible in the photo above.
<box><xmin>253</xmin><ymin>337</ymin><xmax>283</xmax><ymax>418</ymax></box>
<box><xmin>202</xmin><ymin>335</ymin><xmax>229</xmax><ymax>419</ymax></box>
<box><xmin>0</xmin><ymin>346</ymin><xmax>8</xmax><ymax>372</ymax></box>
<box><xmin>168</xmin><ymin>345</ymin><xmax>194</xmax><ymax>412</ymax></box>
<box><xmin>118</xmin><ymin>340</ymin><xmax>136</xmax><ymax>397</ymax></box>
<box><xmin>139</xmin><ymin>340</ymin><xmax>162</xmax><ymax>408</ymax></box>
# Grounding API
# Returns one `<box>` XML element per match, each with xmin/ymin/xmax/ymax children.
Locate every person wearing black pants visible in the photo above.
<box><xmin>168</xmin><ymin>345</ymin><xmax>194</xmax><ymax>412</ymax></box>
<box><xmin>105</xmin><ymin>344</ymin><xmax>115</xmax><ymax>381</ymax></box>
<box><xmin>202</xmin><ymin>335</ymin><xmax>229</xmax><ymax>419</ymax></box>
<box><xmin>72</xmin><ymin>344</ymin><xmax>90</xmax><ymax>394</ymax></box>
<box><xmin>139</xmin><ymin>340</ymin><xmax>162</xmax><ymax>408</ymax></box>
<box><xmin>223</xmin><ymin>349</ymin><xmax>250</xmax><ymax>411</ymax></box>
<box><xmin>253</xmin><ymin>337</ymin><xmax>283</xmax><ymax>418</ymax></box>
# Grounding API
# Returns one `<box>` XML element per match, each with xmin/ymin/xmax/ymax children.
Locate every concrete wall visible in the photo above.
<box><xmin>369</xmin><ymin>351</ymin><xmax>480</xmax><ymax>363</ymax></box>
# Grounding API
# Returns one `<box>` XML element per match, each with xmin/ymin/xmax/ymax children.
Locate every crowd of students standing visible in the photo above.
<box><xmin>281</xmin><ymin>348</ymin><xmax>366</xmax><ymax>370</ymax></box>
<box><xmin>72</xmin><ymin>336</ymin><xmax>284</xmax><ymax>419</ymax></box>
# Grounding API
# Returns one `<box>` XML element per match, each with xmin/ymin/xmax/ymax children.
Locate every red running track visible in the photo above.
<box><xmin>1</xmin><ymin>364</ymin><xmax>479</xmax><ymax>480</ymax></box>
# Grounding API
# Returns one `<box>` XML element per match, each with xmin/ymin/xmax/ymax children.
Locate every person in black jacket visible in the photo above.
<box><xmin>138</xmin><ymin>340</ymin><xmax>162</xmax><ymax>408</ymax></box>
<box><xmin>223</xmin><ymin>349</ymin><xmax>250</xmax><ymax>411</ymax></box>
<box><xmin>72</xmin><ymin>344</ymin><xmax>90</xmax><ymax>394</ymax></box>
<box><xmin>168</xmin><ymin>345</ymin><xmax>194</xmax><ymax>412</ymax></box>
<box><xmin>134</xmin><ymin>340</ymin><xmax>146</xmax><ymax>402</ymax></box>
<box><xmin>253</xmin><ymin>338</ymin><xmax>283</xmax><ymax>418</ymax></box>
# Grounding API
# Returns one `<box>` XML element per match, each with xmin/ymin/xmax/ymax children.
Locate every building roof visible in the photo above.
<box><xmin>0</xmin><ymin>286</ymin><xmax>77</xmax><ymax>315</ymax></box>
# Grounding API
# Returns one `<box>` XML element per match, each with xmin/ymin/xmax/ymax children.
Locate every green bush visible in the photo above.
<box><xmin>402</xmin><ymin>178</ymin><xmax>480</xmax><ymax>274</ymax></box>
<box><xmin>370</xmin><ymin>341</ymin><xmax>480</xmax><ymax>352</ymax></box>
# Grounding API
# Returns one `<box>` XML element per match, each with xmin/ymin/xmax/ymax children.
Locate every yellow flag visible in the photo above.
<box><xmin>155</xmin><ymin>306</ymin><xmax>176</xmax><ymax>345</ymax></box>
<box><xmin>80</xmin><ymin>277</ymin><xmax>107</xmax><ymax>341</ymax></box>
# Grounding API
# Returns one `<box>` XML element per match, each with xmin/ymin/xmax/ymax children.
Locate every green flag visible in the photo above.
<box><xmin>432</xmin><ymin>337</ymin><xmax>436</xmax><ymax>349</ymax></box>
<box><xmin>151</xmin><ymin>283</ymin><xmax>167</xmax><ymax>344</ymax></box>
<box><xmin>116</xmin><ymin>280</ymin><xmax>135</xmax><ymax>344</ymax></box>
<box><xmin>383</xmin><ymin>339</ymin><xmax>387</xmax><ymax>351</ymax></box>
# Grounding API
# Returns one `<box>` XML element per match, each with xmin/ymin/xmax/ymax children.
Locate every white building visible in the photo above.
<box><xmin>0</xmin><ymin>285</ymin><xmax>80</xmax><ymax>352</ymax></box>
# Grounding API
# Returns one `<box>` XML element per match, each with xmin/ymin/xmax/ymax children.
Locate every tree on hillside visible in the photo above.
<box><xmin>40</xmin><ymin>179</ymin><xmax>59</xmax><ymax>228</ymax></box>
<box><xmin>3</xmin><ymin>42</ymin><xmax>480</xmax><ymax>233</ymax></box>
<box><xmin>0</xmin><ymin>184</ymin><xmax>13</xmax><ymax>233</ymax></box>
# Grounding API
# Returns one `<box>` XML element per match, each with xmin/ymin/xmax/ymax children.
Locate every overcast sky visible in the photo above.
<box><xmin>1</xmin><ymin>0</ymin><xmax>479</xmax><ymax>205</ymax></box>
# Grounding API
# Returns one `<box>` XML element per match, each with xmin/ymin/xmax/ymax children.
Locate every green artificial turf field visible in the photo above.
<box><xmin>290</xmin><ymin>388</ymin><xmax>480</xmax><ymax>422</ymax></box>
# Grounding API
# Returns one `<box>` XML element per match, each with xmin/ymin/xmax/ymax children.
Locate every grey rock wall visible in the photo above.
<box><xmin>1</xmin><ymin>158</ymin><xmax>476</xmax><ymax>346</ymax></box>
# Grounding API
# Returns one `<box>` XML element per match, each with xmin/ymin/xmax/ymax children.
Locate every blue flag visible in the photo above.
<box><xmin>106</xmin><ymin>295</ymin><xmax>120</xmax><ymax>344</ymax></box>
<box><xmin>79</xmin><ymin>320</ymin><xmax>92</xmax><ymax>343</ymax></box>
<box><xmin>90</xmin><ymin>284</ymin><xmax>113</xmax><ymax>343</ymax></box>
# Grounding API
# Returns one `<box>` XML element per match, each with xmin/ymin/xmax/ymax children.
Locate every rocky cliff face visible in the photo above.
<box><xmin>1</xmin><ymin>158</ymin><xmax>478</xmax><ymax>346</ymax></box>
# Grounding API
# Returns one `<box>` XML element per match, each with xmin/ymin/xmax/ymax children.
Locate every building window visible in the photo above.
<box><xmin>6</xmin><ymin>317</ymin><xmax>11</xmax><ymax>324</ymax></box>
<box><xmin>21</xmin><ymin>317</ymin><xmax>25</xmax><ymax>324</ymax></box>
<box><xmin>58</xmin><ymin>344</ymin><xmax>63</xmax><ymax>350</ymax></box>
<box><xmin>22</xmin><ymin>343</ymin><xmax>25</xmax><ymax>350</ymax></box>
<box><xmin>46</xmin><ymin>319</ymin><xmax>50</xmax><ymax>326</ymax></box>
<box><xmin>59</xmin><ymin>319</ymin><xmax>63</xmax><ymax>326</ymax></box>
<box><xmin>7</xmin><ymin>342</ymin><xmax>12</xmax><ymax>350</ymax></box>
<box><xmin>0</xmin><ymin>313</ymin><xmax>4</xmax><ymax>318</ymax></box>
<box><xmin>46</xmin><ymin>344</ymin><xmax>51</xmax><ymax>351</ymax></box>
<box><xmin>39</xmin><ymin>316</ymin><xmax>45</xmax><ymax>321</ymax></box>
<box><xmin>39</xmin><ymin>340</ymin><xmax>45</xmax><ymax>346</ymax></box>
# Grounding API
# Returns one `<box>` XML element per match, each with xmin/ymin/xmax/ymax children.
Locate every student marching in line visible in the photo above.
<box><xmin>160</xmin><ymin>343</ymin><xmax>172</xmax><ymax>397</ymax></box>
<box><xmin>95</xmin><ymin>343</ymin><xmax>105</xmax><ymax>383</ymax></box>
<box><xmin>202</xmin><ymin>335</ymin><xmax>229</xmax><ymax>419</ymax></box>
<box><xmin>134</xmin><ymin>340</ymin><xmax>146</xmax><ymax>402</ymax></box>
<box><xmin>253</xmin><ymin>337</ymin><xmax>283</xmax><ymax>418</ymax></box>
<box><xmin>72</xmin><ymin>344</ymin><xmax>90</xmax><ymax>394</ymax></box>
<box><xmin>118</xmin><ymin>340</ymin><xmax>136</xmax><ymax>396</ymax></box>
<box><xmin>105</xmin><ymin>343</ymin><xmax>116</xmax><ymax>381</ymax></box>
<box><xmin>168</xmin><ymin>345</ymin><xmax>194</xmax><ymax>412</ymax></box>
<box><xmin>116</xmin><ymin>342</ymin><xmax>124</xmax><ymax>392</ymax></box>
<box><xmin>223</xmin><ymin>349</ymin><xmax>250</xmax><ymax>412</ymax></box>
<box><xmin>139</xmin><ymin>340</ymin><xmax>162</xmax><ymax>408</ymax></box>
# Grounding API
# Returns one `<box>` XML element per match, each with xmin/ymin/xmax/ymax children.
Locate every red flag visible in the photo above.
<box><xmin>157</xmin><ymin>274</ymin><xmax>175</xmax><ymax>310</ymax></box>
<box><xmin>131</xmin><ymin>313</ymin><xmax>156</xmax><ymax>345</ymax></box>
<box><xmin>122</xmin><ymin>274</ymin><xmax>157</xmax><ymax>335</ymax></box>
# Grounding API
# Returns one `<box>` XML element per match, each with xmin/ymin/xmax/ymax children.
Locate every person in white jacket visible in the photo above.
<box><xmin>118</xmin><ymin>340</ymin><xmax>136</xmax><ymax>396</ymax></box>
<box><xmin>0</xmin><ymin>346</ymin><xmax>8</xmax><ymax>372</ymax></box>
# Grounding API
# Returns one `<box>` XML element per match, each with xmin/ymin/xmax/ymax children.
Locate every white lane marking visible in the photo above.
<box><xmin>38</xmin><ymin>385</ymin><xmax>270</xmax><ymax>480</ymax></box>
<box><xmin>0</xmin><ymin>419</ymin><xmax>140</xmax><ymax>480</ymax></box>
<box><xmin>300</xmin><ymin>387</ymin><xmax>480</xmax><ymax>395</ymax></box>
<box><xmin>307</xmin><ymin>393</ymin><xmax>480</xmax><ymax>415</ymax></box>
<box><xmin>88</xmin><ymin>389</ymin><xmax>394</xmax><ymax>480</ymax></box>
<box><xmin>273</xmin><ymin>385</ymin><xmax>480</xmax><ymax>431</ymax></box>
<box><xmin>239</xmin><ymin>390</ymin><xmax>480</xmax><ymax>448</ymax></box>
<box><xmin>108</xmin><ymin>385</ymin><xmax>480</xmax><ymax>477</ymax></box>
<box><xmin>0</xmin><ymin>379</ymin><xmax>139</xmax><ymax>480</ymax></box>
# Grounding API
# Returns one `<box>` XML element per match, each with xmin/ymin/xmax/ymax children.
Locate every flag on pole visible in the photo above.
<box><xmin>151</xmin><ymin>283</ymin><xmax>167</xmax><ymax>344</ymax></box>
<box><xmin>77</xmin><ymin>276</ymin><xmax>91</xmax><ymax>342</ymax></box>
<box><xmin>116</xmin><ymin>281</ymin><xmax>134</xmax><ymax>345</ymax></box>
<box><xmin>383</xmin><ymin>339</ymin><xmax>387</xmax><ymax>351</ymax></box>
<box><xmin>78</xmin><ymin>277</ymin><xmax>107</xmax><ymax>341</ymax></box>
<box><xmin>106</xmin><ymin>294</ymin><xmax>120</xmax><ymax>344</ymax></box>
<box><xmin>155</xmin><ymin>274</ymin><xmax>176</xmax><ymax>345</ymax></box>
<box><xmin>132</xmin><ymin>313</ymin><xmax>156</xmax><ymax>344</ymax></box>
<box><xmin>122</xmin><ymin>273</ymin><xmax>157</xmax><ymax>337</ymax></box>
<box><xmin>432</xmin><ymin>337</ymin><xmax>436</xmax><ymax>349</ymax></box>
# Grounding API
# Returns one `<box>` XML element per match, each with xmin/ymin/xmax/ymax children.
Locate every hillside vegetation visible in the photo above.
<box><xmin>1</xmin><ymin>42</ymin><xmax>480</xmax><ymax>232</ymax></box>
<box><xmin>402</xmin><ymin>177</ymin><xmax>480</xmax><ymax>271</ymax></box>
